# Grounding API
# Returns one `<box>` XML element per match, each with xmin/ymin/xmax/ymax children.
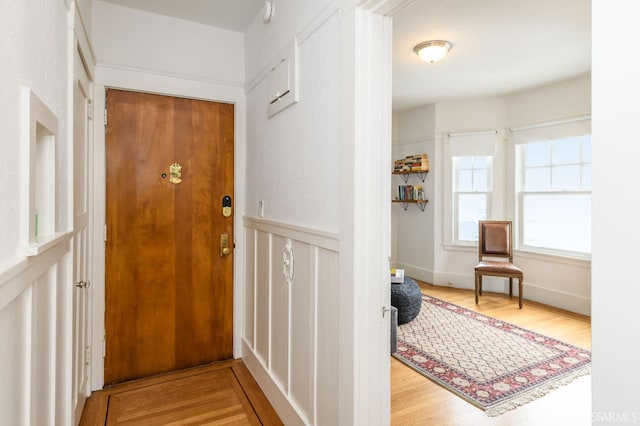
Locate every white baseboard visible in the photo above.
<box><xmin>241</xmin><ymin>339</ymin><xmax>305</xmax><ymax>425</ymax></box>
<box><xmin>395</xmin><ymin>265</ymin><xmax>591</xmax><ymax>316</ymax></box>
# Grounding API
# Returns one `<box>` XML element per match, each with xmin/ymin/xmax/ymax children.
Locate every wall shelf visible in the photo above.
<box><xmin>392</xmin><ymin>170</ymin><xmax>428</xmax><ymax>183</ymax></box>
<box><xmin>392</xmin><ymin>199</ymin><xmax>429</xmax><ymax>212</ymax></box>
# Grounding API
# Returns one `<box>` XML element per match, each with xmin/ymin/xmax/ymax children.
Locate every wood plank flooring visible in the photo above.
<box><xmin>80</xmin><ymin>359</ymin><xmax>282</xmax><ymax>425</ymax></box>
<box><xmin>392</xmin><ymin>281</ymin><xmax>592</xmax><ymax>426</ymax></box>
<box><xmin>81</xmin><ymin>283</ymin><xmax>591</xmax><ymax>425</ymax></box>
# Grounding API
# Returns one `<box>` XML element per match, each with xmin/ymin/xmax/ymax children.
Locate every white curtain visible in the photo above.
<box><xmin>510</xmin><ymin>116</ymin><xmax>591</xmax><ymax>144</ymax></box>
<box><xmin>449</xmin><ymin>130</ymin><xmax>497</xmax><ymax>156</ymax></box>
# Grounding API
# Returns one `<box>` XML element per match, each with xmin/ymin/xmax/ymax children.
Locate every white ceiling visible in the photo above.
<box><xmin>98</xmin><ymin>0</ymin><xmax>591</xmax><ymax>112</ymax></box>
<box><xmin>393</xmin><ymin>0</ymin><xmax>591</xmax><ymax>111</ymax></box>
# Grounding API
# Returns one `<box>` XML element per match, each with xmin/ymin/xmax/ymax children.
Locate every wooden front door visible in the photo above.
<box><xmin>104</xmin><ymin>89</ymin><xmax>234</xmax><ymax>385</ymax></box>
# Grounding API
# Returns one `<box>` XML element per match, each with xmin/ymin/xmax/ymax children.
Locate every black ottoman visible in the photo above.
<box><xmin>391</xmin><ymin>276</ymin><xmax>422</xmax><ymax>324</ymax></box>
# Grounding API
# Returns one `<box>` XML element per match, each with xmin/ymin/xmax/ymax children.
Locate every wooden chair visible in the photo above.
<box><xmin>474</xmin><ymin>220</ymin><xmax>523</xmax><ymax>308</ymax></box>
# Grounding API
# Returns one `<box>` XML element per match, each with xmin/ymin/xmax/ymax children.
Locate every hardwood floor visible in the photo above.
<box><xmin>391</xmin><ymin>281</ymin><xmax>592</xmax><ymax>426</ymax></box>
<box><xmin>81</xmin><ymin>283</ymin><xmax>590</xmax><ymax>425</ymax></box>
<box><xmin>80</xmin><ymin>359</ymin><xmax>282</xmax><ymax>425</ymax></box>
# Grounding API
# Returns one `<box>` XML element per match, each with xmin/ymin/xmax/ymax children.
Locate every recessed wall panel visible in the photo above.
<box><xmin>270</xmin><ymin>235</ymin><xmax>289</xmax><ymax>392</ymax></box>
<box><xmin>255</xmin><ymin>231</ymin><xmax>271</xmax><ymax>365</ymax></box>
<box><xmin>289</xmin><ymin>241</ymin><xmax>313</xmax><ymax>421</ymax></box>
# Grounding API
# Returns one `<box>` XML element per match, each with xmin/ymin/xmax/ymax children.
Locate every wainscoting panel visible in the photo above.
<box><xmin>270</xmin><ymin>235</ymin><xmax>289</xmax><ymax>393</ymax></box>
<box><xmin>242</xmin><ymin>217</ymin><xmax>339</xmax><ymax>425</ymax></box>
<box><xmin>289</xmin><ymin>241</ymin><xmax>313</xmax><ymax>419</ymax></box>
<box><xmin>315</xmin><ymin>246</ymin><xmax>339</xmax><ymax>426</ymax></box>
<box><xmin>0</xmin><ymin>237</ymin><xmax>72</xmax><ymax>425</ymax></box>
<box><xmin>255</xmin><ymin>230</ymin><xmax>271</xmax><ymax>367</ymax></box>
<box><xmin>243</xmin><ymin>229</ymin><xmax>256</xmax><ymax>349</ymax></box>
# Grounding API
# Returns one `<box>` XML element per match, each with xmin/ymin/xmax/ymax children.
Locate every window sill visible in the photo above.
<box><xmin>514</xmin><ymin>248</ymin><xmax>590</xmax><ymax>267</ymax></box>
<box><xmin>22</xmin><ymin>232</ymin><xmax>71</xmax><ymax>257</ymax></box>
<box><xmin>443</xmin><ymin>244</ymin><xmax>476</xmax><ymax>253</ymax></box>
<box><xmin>443</xmin><ymin>243</ymin><xmax>591</xmax><ymax>267</ymax></box>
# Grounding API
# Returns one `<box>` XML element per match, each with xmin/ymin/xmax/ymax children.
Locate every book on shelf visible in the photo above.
<box><xmin>397</xmin><ymin>184</ymin><xmax>425</xmax><ymax>201</ymax></box>
<box><xmin>393</xmin><ymin>153</ymin><xmax>429</xmax><ymax>172</ymax></box>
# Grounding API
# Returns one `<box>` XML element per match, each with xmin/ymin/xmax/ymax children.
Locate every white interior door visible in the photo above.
<box><xmin>72</xmin><ymin>47</ymin><xmax>92</xmax><ymax>424</ymax></box>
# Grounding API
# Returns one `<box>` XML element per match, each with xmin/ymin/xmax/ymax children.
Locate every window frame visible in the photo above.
<box><xmin>452</xmin><ymin>156</ymin><xmax>493</xmax><ymax>245</ymax></box>
<box><xmin>443</xmin><ymin>130</ymin><xmax>503</xmax><ymax>249</ymax></box>
<box><xmin>516</xmin><ymin>135</ymin><xmax>592</xmax><ymax>258</ymax></box>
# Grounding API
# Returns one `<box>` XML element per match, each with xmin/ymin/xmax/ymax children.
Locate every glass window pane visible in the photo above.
<box><xmin>553</xmin><ymin>165</ymin><xmax>581</xmax><ymax>190</ymax></box>
<box><xmin>525</xmin><ymin>142</ymin><xmax>551</xmax><ymax>167</ymax></box>
<box><xmin>458</xmin><ymin>193</ymin><xmax>487</xmax><ymax>241</ymax></box>
<box><xmin>582</xmin><ymin>164</ymin><xmax>592</xmax><ymax>191</ymax></box>
<box><xmin>457</xmin><ymin>156</ymin><xmax>473</xmax><ymax>169</ymax></box>
<box><xmin>523</xmin><ymin>194</ymin><xmax>591</xmax><ymax>253</ymax></box>
<box><xmin>474</xmin><ymin>156</ymin><xmax>488</xmax><ymax>169</ymax></box>
<box><xmin>473</xmin><ymin>169</ymin><xmax>488</xmax><ymax>191</ymax></box>
<box><xmin>582</xmin><ymin>136</ymin><xmax>592</xmax><ymax>163</ymax></box>
<box><xmin>458</xmin><ymin>170</ymin><xmax>473</xmax><ymax>191</ymax></box>
<box><xmin>525</xmin><ymin>167</ymin><xmax>551</xmax><ymax>191</ymax></box>
<box><xmin>553</xmin><ymin>137</ymin><xmax>581</xmax><ymax>165</ymax></box>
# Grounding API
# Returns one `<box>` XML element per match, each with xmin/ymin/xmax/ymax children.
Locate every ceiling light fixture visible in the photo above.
<box><xmin>414</xmin><ymin>40</ymin><xmax>452</xmax><ymax>64</ymax></box>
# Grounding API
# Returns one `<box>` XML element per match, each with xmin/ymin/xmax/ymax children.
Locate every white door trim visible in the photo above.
<box><xmin>338</xmin><ymin>0</ymin><xmax>413</xmax><ymax>423</ymax></box>
<box><xmin>90</xmin><ymin>68</ymin><xmax>247</xmax><ymax>390</ymax></box>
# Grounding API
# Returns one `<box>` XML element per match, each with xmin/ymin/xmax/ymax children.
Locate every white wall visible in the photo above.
<box><xmin>392</xmin><ymin>105</ymin><xmax>436</xmax><ymax>276</ymax></box>
<box><xmin>243</xmin><ymin>1</ymin><xmax>393</xmax><ymax>423</ymax></box>
<box><xmin>506</xmin><ymin>75</ymin><xmax>591</xmax><ymax>127</ymax></box>
<box><xmin>393</xmin><ymin>76</ymin><xmax>592</xmax><ymax>315</ymax></box>
<box><xmin>92</xmin><ymin>1</ymin><xmax>244</xmax><ymax>86</ymax></box>
<box><xmin>592</xmin><ymin>0</ymin><xmax>640</xmax><ymax>418</ymax></box>
<box><xmin>242</xmin><ymin>1</ymin><xmax>342</xmax><ymax>423</ymax></box>
<box><xmin>0</xmin><ymin>0</ymin><xmax>77</xmax><ymax>423</ymax></box>
<box><xmin>0</xmin><ymin>0</ymin><xmax>70</xmax><ymax>263</ymax></box>
<box><xmin>244</xmin><ymin>0</ymin><xmax>339</xmax><ymax>232</ymax></box>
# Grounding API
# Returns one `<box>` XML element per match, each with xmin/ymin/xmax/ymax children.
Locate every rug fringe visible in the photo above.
<box><xmin>485</xmin><ymin>367</ymin><xmax>591</xmax><ymax>417</ymax></box>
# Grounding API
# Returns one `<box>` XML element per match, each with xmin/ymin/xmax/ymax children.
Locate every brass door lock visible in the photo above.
<box><xmin>222</xmin><ymin>195</ymin><xmax>232</xmax><ymax>217</ymax></box>
<box><xmin>220</xmin><ymin>233</ymin><xmax>231</xmax><ymax>256</ymax></box>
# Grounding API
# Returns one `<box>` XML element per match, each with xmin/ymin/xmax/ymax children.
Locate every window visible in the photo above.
<box><xmin>519</xmin><ymin>135</ymin><xmax>591</xmax><ymax>255</ymax></box>
<box><xmin>454</xmin><ymin>156</ymin><xmax>491</xmax><ymax>243</ymax></box>
<box><xmin>445</xmin><ymin>131</ymin><xmax>498</xmax><ymax>247</ymax></box>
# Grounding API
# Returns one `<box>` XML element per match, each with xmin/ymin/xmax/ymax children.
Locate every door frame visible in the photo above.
<box><xmin>71</xmin><ymin>44</ymin><xmax>93</xmax><ymax>422</ymax></box>
<box><xmin>90</xmin><ymin>76</ymin><xmax>247</xmax><ymax>390</ymax></box>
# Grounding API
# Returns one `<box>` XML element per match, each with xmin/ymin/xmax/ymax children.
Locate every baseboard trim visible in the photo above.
<box><xmin>394</xmin><ymin>264</ymin><xmax>591</xmax><ymax>316</ymax></box>
<box><xmin>241</xmin><ymin>340</ymin><xmax>306</xmax><ymax>425</ymax></box>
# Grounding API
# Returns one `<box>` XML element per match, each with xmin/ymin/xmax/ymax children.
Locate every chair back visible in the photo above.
<box><xmin>478</xmin><ymin>221</ymin><xmax>513</xmax><ymax>262</ymax></box>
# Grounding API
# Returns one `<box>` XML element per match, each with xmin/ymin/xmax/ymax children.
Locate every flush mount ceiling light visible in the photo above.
<box><xmin>414</xmin><ymin>40</ymin><xmax>452</xmax><ymax>64</ymax></box>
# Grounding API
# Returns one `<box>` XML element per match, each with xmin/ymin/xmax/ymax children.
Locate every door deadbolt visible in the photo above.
<box><xmin>222</xmin><ymin>195</ymin><xmax>232</xmax><ymax>217</ymax></box>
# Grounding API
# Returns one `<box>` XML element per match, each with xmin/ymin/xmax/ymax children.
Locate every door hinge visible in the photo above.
<box><xmin>87</xmin><ymin>99</ymin><xmax>93</xmax><ymax>120</ymax></box>
<box><xmin>102</xmin><ymin>336</ymin><xmax>106</xmax><ymax>358</ymax></box>
<box><xmin>104</xmin><ymin>108</ymin><xmax>108</xmax><ymax>126</ymax></box>
<box><xmin>85</xmin><ymin>346</ymin><xmax>92</xmax><ymax>365</ymax></box>
<box><xmin>104</xmin><ymin>224</ymin><xmax>107</xmax><ymax>242</ymax></box>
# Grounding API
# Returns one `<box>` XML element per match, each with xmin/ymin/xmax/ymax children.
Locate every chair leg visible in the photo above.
<box><xmin>478</xmin><ymin>275</ymin><xmax>483</xmax><ymax>295</ymax></box>
<box><xmin>509</xmin><ymin>277</ymin><xmax>513</xmax><ymax>299</ymax></box>
<box><xmin>519</xmin><ymin>279</ymin><xmax>523</xmax><ymax>309</ymax></box>
<box><xmin>475</xmin><ymin>274</ymin><xmax>479</xmax><ymax>304</ymax></box>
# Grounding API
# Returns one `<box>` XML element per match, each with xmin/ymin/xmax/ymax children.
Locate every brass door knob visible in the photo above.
<box><xmin>222</xmin><ymin>247</ymin><xmax>230</xmax><ymax>255</ymax></box>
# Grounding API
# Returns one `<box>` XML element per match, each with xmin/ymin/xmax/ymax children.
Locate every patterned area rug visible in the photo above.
<box><xmin>393</xmin><ymin>295</ymin><xmax>591</xmax><ymax>416</ymax></box>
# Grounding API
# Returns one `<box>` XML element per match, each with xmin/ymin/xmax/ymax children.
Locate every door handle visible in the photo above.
<box><xmin>75</xmin><ymin>281</ymin><xmax>90</xmax><ymax>289</ymax></box>
<box><xmin>220</xmin><ymin>233</ymin><xmax>231</xmax><ymax>256</ymax></box>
